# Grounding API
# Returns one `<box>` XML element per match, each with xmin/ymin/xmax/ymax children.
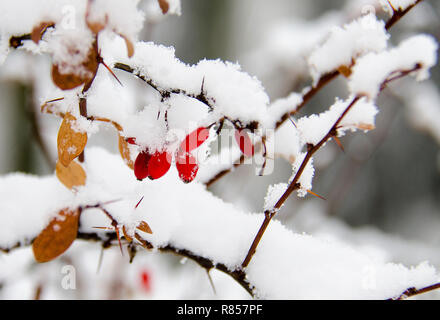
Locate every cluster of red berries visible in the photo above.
<box><xmin>132</xmin><ymin>127</ymin><xmax>210</xmax><ymax>183</ymax></box>
<box><xmin>131</xmin><ymin>125</ymin><xmax>255</xmax><ymax>183</ymax></box>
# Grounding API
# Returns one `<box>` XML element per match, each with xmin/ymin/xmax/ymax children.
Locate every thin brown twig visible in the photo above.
<box><xmin>385</xmin><ymin>0</ymin><xmax>423</xmax><ymax>30</ymax></box>
<box><xmin>203</xmin><ymin>1</ymin><xmax>423</xmax><ymax>188</ymax></box>
<box><xmin>391</xmin><ymin>282</ymin><xmax>440</xmax><ymax>300</ymax></box>
<box><xmin>242</xmin><ymin>95</ymin><xmax>362</xmax><ymax>268</ymax></box>
<box><xmin>241</xmin><ymin>62</ymin><xmax>423</xmax><ymax>269</ymax></box>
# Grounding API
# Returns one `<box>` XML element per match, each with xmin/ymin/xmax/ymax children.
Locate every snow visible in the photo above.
<box><xmin>288</xmin><ymin>152</ymin><xmax>315</xmax><ymax>197</ymax></box>
<box><xmin>0</xmin><ymin>0</ymin><xmax>87</xmax><ymax>36</ymax></box>
<box><xmin>308</xmin><ymin>13</ymin><xmax>389</xmax><ymax>84</ymax></box>
<box><xmin>115</xmin><ymin>42</ymin><xmax>269</xmax><ymax>126</ymax></box>
<box><xmin>264</xmin><ymin>183</ymin><xmax>288</xmax><ymax>212</ymax></box>
<box><xmin>0</xmin><ymin>147</ymin><xmax>437</xmax><ymax>299</ymax></box>
<box><xmin>263</xmin><ymin>92</ymin><xmax>303</xmax><ymax>129</ymax></box>
<box><xmin>0</xmin><ymin>0</ymin><xmax>439</xmax><ymax>300</ymax></box>
<box><xmin>349</xmin><ymin>34</ymin><xmax>438</xmax><ymax>99</ymax></box>
<box><xmin>296</xmin><ymin>97</ymin><xmax>378</xmax><ymax>146</ymax></box>
<box><xmin>87</xmin><ymin>0</ymin><xmax>145</xmax><ymax>43</ymax></box>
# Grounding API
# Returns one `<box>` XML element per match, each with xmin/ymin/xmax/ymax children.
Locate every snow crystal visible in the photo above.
<box><xmin>308</xmin><ymin>13</ymin><xmax>389</xmax><ymax>84</ymax></box>
<box><xmin>263</xmin><ymin>183</ymin><xmax>288</xmax><ymax>212</ymax></box>
<box><xmin>349</xmin><ymin>34</ymin><xmax>438</xmax><ymax>99</ymax></box>
<box><xmin>289</xmin><ymin>152</ymin><xmax>315</xmax><ymax>197</ymax></box>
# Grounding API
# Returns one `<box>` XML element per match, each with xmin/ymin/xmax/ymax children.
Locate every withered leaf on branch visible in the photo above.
<box><xmin>136</xmin><ymin>221</ymin><xmax>153</xmax><ymax>234</ymax></box>
<box><xmin>57</xmin><ymin>113</ymin><xmax>88</xmax><ymax>167</ymax></box>
<box><xmin>31</xmin><ymin>21</ymin><xmax>55</xmax><ymax>44</ymax></box>
<box><xmin>56</xmin><ymin>160</ymin><xmax>86</xmax><ymax>190</ymax></box>
<box><xmin>32</xmin><ymin>208</ymin><xmax>80</xmax><ymax>263</ymax></box>
<box><xmin>122</xmin><ymin>225</ymin><xmax>133</xmax><ymax>242</ymax></box>
<box><xmin>51</xmin><ymin>44</ymin><xmax>99</xmax><ymax>90</ymax></box>
<box><xmin>118</xmin><ymin>134</ymin><xmax>134</xmax><ymax>169</ymax></box>
<box><xmin>158</xmin><ymin>0</ymin><xmax>170</xmax><ymax>14</ymax></box>
<box><xmin>51</xmin><ymin>64</ymin><xmax>85</xmax><ymax>90</ymax></box>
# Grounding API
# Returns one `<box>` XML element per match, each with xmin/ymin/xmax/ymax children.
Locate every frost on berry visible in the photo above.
<box><xmin>176</xmin><ymin>151</ymin><xmax>199</xmax><ymax>183</ymax></box>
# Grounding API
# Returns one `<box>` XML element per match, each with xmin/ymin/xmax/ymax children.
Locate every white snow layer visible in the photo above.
<box><xmin>1</xmin><ymin>147</ymin><xmax>436</xmax><ymax>299</ymax></box>
<box><xmin>308</xmin><ymin>14</ymin><xmax>389</xmax><ymax>84</ymax></box>
<box><xmin>297</xmin><ymin>97</ymin><xmax>378</xmax><ymax>146</ymax></box>
<box><xmin>349</xmin><ymin>34</ymin><xmax>438</xmax><ymax>99</ymax></box>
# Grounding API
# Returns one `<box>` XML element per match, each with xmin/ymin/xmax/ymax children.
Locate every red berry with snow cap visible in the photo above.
<box><xmin>176</xmin><ymin>151</ymin><xmax>199</xmax><ymax>183</ymax></box>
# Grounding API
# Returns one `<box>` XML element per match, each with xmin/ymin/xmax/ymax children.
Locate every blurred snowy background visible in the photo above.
<box><xmin>0</xmin><ymin>0</ymin><xmax>439</xmax><ymax>299</ymax></box>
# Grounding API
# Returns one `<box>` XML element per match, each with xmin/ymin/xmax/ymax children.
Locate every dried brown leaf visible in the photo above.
<box><xmin>31</xmin><ymin>21</ymin><xmax>55</xmax><ymax>44</ymax></box>
<box><xmin>357</xmin><ymin>123</ymin><xmax>376</xmax><ymax>131</ymax></box>
<box><xmin>56</xmin><ymin>160</ymin><xmax>86</xmax><ymax>190</ymax></box>
<box><xmin>118</xmin><ymin>134</ymin><xmax>134</xmax><ymax>169</ymax></box>
<box><xmin>158</xmin><ymin>0</ymin><xmax>169</xmax><ymax>14</ymax></box>
<box><xmin>51</xmin><ymin>44</ymin><xmax>99</xmax><ymax>90</ymax></box>
<box><xmin>51</xmin><ymin>64</ymin><xmax>85</xmax><ymax>90</ymax></box>
<box><xmin>136</xmin><ymin>221</ymin><xmax>153</xmax><ymax>234</ymax></box>
<box><xmin>57</xmin><ymin>113</ymin><xmax>88</xmax><ymax>167</ymax></box>
<box><xmin>32</xmin><ymin>208</ymin><xmax>80</xmax><ymax>263</ymax></box>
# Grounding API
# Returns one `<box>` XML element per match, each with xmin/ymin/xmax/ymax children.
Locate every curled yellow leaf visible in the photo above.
<box><xmin>118</xmin><ymin>135</ymin><xmax>134</xmax><ymax>169</ymax></box>
<box><xmin>122</xmin><ymin>225</ymin><xmax>133</xmax><ymax>242</ymax></box>
<box><xmin>56</xmin><ymin>160</ymin><xmax>86</xmax><ymax>190</ymax></box>
<box><xmin>57</xmin><ymin>113</ymin><xmax>88</xmax><ymax>167</ymax></box>
<box><xmin>136</xmin><ymin>221</ymin><xmax>153</xmax><ymax>234</ymax></box>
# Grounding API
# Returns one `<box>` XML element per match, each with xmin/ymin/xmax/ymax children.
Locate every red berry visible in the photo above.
<box><xmin>148</xmin><ymin>151</ymin><xmax>172</xmax><ymax>180</ymax></box>
<box><xmin>140</xmin><ymin>270</ymin><xmax>151</xmax><ymax>292</ymax></box>
<box><xmin>234</xmin><ymin>129</ymin><xmax>254</xmax><ymax>157</ymax></box>
<box><xmin>179</xmin><ymin>127</ymin><xmax>210</xmax><ymax>153</ymax></box>
<box><xmin>126</xmin><ymin>137</ymin><xmax>137</xmax><ymax>145</ymax></box>
<box><xmin>176</xmin><ymin>151</ymin><xmax>198</xmax><ymax>183</ymax></box>
<box><xmin>134</xmin><ymin>150</ymin><xmax>152</xmax><ymax>181</ymax></box>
